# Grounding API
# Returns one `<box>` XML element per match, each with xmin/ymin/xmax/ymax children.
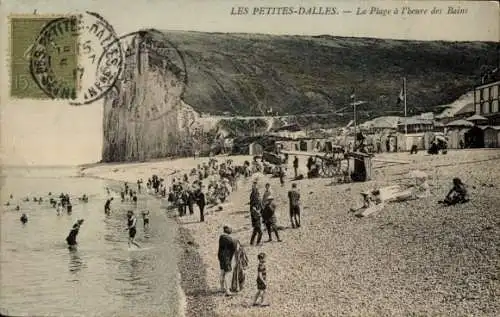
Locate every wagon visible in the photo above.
<box><xmin>314</xmin><ymin>146</ymin><xmax>348</xmax><ymax>178</ymax></box>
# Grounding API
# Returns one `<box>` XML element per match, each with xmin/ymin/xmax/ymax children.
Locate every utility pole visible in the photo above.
<box><xmin>404</xmin><ymin>77</ymin><xmax>407</xmax><ymax>135</ymax></box>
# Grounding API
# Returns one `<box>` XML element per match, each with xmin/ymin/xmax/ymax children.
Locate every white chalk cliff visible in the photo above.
<box><xmin>102</xmin><ymin>32</ymin><xmax>199</xmax><ymax>162</ymax></box>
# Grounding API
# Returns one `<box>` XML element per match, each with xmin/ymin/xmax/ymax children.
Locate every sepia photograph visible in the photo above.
<box><xmin>1</xmin><ymin>1</ymin><xmax>499</xmax><ymax>316</ymax></box>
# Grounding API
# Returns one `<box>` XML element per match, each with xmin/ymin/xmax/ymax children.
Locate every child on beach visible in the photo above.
<box><xmin>253</xmin><ymin>252</ymin><xmax>269</xmax><ymax>307</ymax></box>
<box><xmin>141</xmin><ymin>210</ymin><xmax>150</xmax><ymax>230</ymax></box>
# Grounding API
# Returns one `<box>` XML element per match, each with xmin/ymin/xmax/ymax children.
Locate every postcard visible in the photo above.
<box><xmin>1</xmin><ymin>1</ymin><xmax>499</xmax><ymax>316</ymax></box>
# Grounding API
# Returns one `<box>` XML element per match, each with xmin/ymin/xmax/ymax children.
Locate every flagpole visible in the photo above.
<box><xmin>404</xmin><ymin>77</ymin><xmax>407</xmax><ymax>135</ymax></box>
<box><xmin>353</xmin><ymin>96</ymin><xmax>357</xmax><ymax>151</ymax></box>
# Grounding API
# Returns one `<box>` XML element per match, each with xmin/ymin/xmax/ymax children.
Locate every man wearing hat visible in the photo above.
<box><xmin>194</xmin><ymin>186</ymin><xmax>206</xmax><ymax>222</ymax></box>
<box><xmin>262</xmin><ymin>196</ymin><xmax>282</xmax><ymax>242</ymax></box>
<box><xmin>249</xmin><ymin>180</ymin><xmax>262</xmax><ymax>210</ymax></box>
<box><xmin>217</xmin><ymin>225</ymin><xmax>239</xmax><ymax>295</ymax></box>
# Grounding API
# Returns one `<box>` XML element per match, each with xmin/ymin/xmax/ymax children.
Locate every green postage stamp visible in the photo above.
<box><xmin>9</xmin><ymin>13</ymin><xmax>123</xmax><ymax>104</ymax></box>
<box><xmin>10</xmin><ymin>14</ymin><xmax>78</xmax><ymax>99</ymax></box>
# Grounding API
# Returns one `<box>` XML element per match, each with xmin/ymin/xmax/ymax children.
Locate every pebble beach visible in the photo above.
<box><xmin>83</xmin><ymin>149</ymin><xmax>500</xmax><ymax>317</ymax></box>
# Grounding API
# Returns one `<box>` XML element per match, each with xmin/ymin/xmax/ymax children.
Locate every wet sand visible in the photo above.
<box><xmin>84</xmin><ymin>149</ymin><xmax>500</xmax><ymax>316</ymax></box>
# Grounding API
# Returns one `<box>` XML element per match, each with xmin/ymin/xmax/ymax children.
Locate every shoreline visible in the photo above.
<box><xmin>79</xmin><ymin>170</ymin><xmax>194</xmax><ymax>317</ymax></box>
<box><xmin>80</xmin><ymin>156</ymin><xmax>255</xmax><ymax>317</ymax></box>
<box><xmin>177</xmin><ymin>226</ymin><xmax>216</xmax><ymax>317</ymax></box>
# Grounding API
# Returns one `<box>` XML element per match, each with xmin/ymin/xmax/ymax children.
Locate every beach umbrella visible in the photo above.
<box><xmin>434</xmin><ymin>135</ymin><xmax>448</xmax><ymax>143</ymax></box>
<box><xmin>445</xmin><ymin>119</ymin><xmax>474</xmax><ymax>127</ymax></box>
<box><xmin>465</xmin><ymin>114</ymin><xmax>487</xmax><ymax>123</ymax></box>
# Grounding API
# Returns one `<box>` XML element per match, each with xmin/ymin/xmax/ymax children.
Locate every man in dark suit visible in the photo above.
<box><xmin>218</xmin><ymin>225</ymin><xmax>238</xmax><ymax>296</ymax></box>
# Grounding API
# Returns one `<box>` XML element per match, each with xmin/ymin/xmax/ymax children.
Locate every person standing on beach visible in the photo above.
<box><xmin>104</xmin><ymin>197</ymin><xmax>113</xmax><ymax>215</ymax></box>
<box><xmin>194</xmin><ymin>187</ymin><xmax>206</xmax><ymax>222</ymax></box>
<box><xmin>127</xmin><ymin>210</ymin><xmax>141</xmax><ymax>248</ymax></box>
<box><xmin>250</xmin><ymin>206</ymin><xmax>263</xmax><ymax>246</ymax></box>
<box><xmin>262</xmin><ymin>183</ymin><xmax>272</xmax><ymax>205</ymax></box>
<box><xmin>249</xmin><ymin>180</ymin><xmax>261</xmax><ymax>210</ymax></box>
<box><xmin>252</xmin><ymin>252</ymin><xmax>269</xmax><ymax>307</ymax></box>
<box><xmin>186</xmin><ymin>188</ymin><xmax>195</xmax><ymax>216</ymax></box>
<box><xmin>137</xmin><ymin>179</ymin><xmax>142</xmax><ymax>194</ymax></box>
<box><xmin>262</xmin><ymin>196</ymin><xmax>282</xmax><ymax>242</ymax></box>
<box><xmin>293</xmin><ymin>156</ymin><xmax>299</xmax><ymax>178</ymax></box>
<box><xmin>288</xmin><ymin>183</ymin><xmax>301</xmax><ymax>228</ymax></box>
<box><xmin>218</xmin><ymin>225</ymin><xmax>238</xmax><ymax>296</ymax></box>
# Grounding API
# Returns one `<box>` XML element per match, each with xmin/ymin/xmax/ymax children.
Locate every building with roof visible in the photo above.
<box><xmin>474</xmin><ymin>80</ymin><xmax>500</xmax><ymax>125</ymax></box>
<box><xmin>359</xmin><ymin>116</ymin><xmax>400</xmax><ymax>133</ymax></box>
<box><xmin>397</xmin><ymin>117</ymin><xmax>435</xmax><ymax>134</ymax></box>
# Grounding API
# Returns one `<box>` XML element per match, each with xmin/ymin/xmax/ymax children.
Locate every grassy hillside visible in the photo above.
<box><xmin>151</xmin><ymin>30</ymin><xmax>498</xmax><ymax>122</ymax></box>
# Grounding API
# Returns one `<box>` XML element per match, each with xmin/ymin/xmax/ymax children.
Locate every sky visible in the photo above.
<box><xmin>1</xmin><ymin>0</ymin><xmax>499</xmax><ymax>166</ymax></box>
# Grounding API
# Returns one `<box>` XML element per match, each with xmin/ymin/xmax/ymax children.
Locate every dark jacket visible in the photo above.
<box><xmin>218</xmin><ymin>234</ymin><xmax>238</xmax><ymax>263</ymax></box>
<box><xmin>288</xmin><ymin>190</ymin><xmax>300</xmax><ymax>207</ymax></box>
<box><xmin>195</xmin><ymin>190</ymin><xmax>206</xmax><ymax>206</ymax></box>
<box><xmin>262</xmin><ymin>202</ymin><xmax>277</xmax><ymax>224</ymax></box>
<box><xmin>250</xmin><ymin>207</ymin><xmax>262</xmax><ymax>228</ymax></box>
<box><xmin>249</xmin><ymin>187</ymin><xmax>261</xmax><ymax>208</ymax></box>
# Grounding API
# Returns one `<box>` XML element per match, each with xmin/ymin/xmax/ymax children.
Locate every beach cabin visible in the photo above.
<box><xmin>483</xmin><ymin>126</ymin><xmax>500</xmax><ymax>148</ymax></box>
<box><xmin>298</xmin><ymin>139</ymin><xmax>315</xmax><ymax>152</ymax></box>
<box><xmin>249</xmin><ymin>142</ymin><xmax>264</xmax><ymax>156</ymax></box>
<box><xmin>398</xmin><ymin>133</ymin><xmax>426</xmax><ymax>151</ymax></box>
<box><xmin>348</xmin><ymin>152</ymin><xmax>373</xmax><ymax>182</ymax></box>
<box><xmin>464</xmin><ymin>126</ymin><xmax>485</xmax><ymax>148</ymax></box>
<box><xmin>397</xmin><ymin>117</ymin><xmax>434</xmax><ymax>134</ymax></box>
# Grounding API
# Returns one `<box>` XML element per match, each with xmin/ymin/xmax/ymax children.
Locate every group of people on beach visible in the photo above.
<box><xmin>212</xmin><ymin>161</ymin><xmax>305</xmax><ymax>306</ymax></box>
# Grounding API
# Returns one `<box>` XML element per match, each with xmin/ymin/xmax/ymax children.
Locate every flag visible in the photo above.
<box><xmin>397</xmin><ymin>88</ymin><xmax>404</xmax><ymax>105</ymax></box>
<box><xmin>350</xmin><ymin>89</ymin><xmax>355</xmax><ymax>100</ymax></box>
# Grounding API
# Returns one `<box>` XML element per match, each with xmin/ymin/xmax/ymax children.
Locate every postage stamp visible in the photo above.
<box><xmin>10</xmin><ymin>12</ymin><xmax>124</xmax><ymax>105</ymax></box>
<box><xmin>9</xmin><ymin>14</ymin><xmax>70</xmax><ymax>99</ymax></box>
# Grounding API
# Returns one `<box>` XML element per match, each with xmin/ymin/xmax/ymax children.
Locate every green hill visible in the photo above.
<box><xmin>156</xmin><ymin>31</ymin><xmax>498</xmax><ymax>122</ymax></box>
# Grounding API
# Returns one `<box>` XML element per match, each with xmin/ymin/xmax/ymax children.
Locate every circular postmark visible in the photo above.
<box><xmin>101</xmin><ymin>29</ymin><xmax>188</xmax><ymax>122</ymax></box>
<box><xmin>30</xmin><ymin>12</ymin><xmax>124</xmax><ymax>105</ymax></box>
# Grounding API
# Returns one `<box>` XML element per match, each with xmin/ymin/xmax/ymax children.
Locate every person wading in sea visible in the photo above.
<box><xmin>66</xmin><ymin>219</ymin><xmax>84</xmax><ymax>249</ymax></box>
<box><xmin>127</xmin><ymin>210</ymin><xmax>141</xmax><ymax>248</ymax></box>
<box><xmin>20</xmin><ymin>213</ymin><xmax>28</xmax><ymax>224</ymax></box>
<box><xmin>104</xmin><ymin>197</ymin><xmax>113</xmax><ymax>215</ymax></box>
<box><xmin>141</xmin><ymin>210</ymin><xmax>150</xmax><ymax>230</ymax></box>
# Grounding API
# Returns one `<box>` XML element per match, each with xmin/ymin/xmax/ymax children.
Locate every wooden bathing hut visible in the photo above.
<box><xmin>347</xmin><ymin>152</ymin><xmax>373</xmax><ymax>182</ymax></box>
<box><xmin>249</xmin><ymin>142</ymin><xmax>264</xmax><ymax>156</ymax></box>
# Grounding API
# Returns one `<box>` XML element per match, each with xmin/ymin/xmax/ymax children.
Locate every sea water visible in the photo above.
<box><xmin>0</xmin><ymin>166</ymin><xmax>184</xmax><ymax>317</ymax></box>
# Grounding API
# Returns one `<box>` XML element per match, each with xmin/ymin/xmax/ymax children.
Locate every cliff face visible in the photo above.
<box><xmin>102</xmin><ymin>32</ymin><xmax>199</xmax><ymax>162</ymax></box>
